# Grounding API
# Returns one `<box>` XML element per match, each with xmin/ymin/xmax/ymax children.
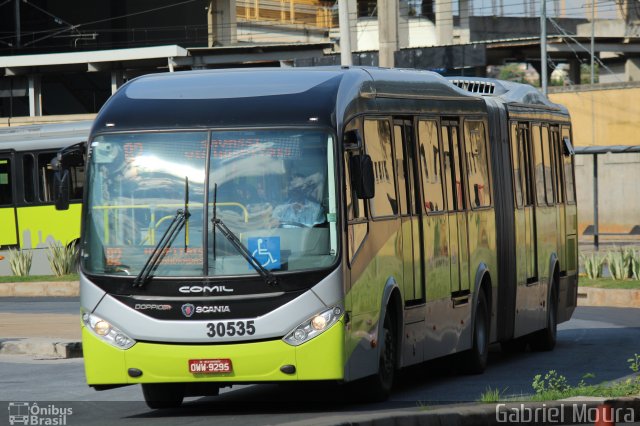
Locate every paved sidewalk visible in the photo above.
<box><xmin>0</xmin><ymin>312</ymin><xmax>81</xmax><ymax>358</ymax></box>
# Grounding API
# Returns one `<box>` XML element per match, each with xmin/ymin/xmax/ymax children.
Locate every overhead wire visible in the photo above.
<box><xmin>0</xmin><ymin>0</ymin><xmax>634</xmax><ymax>52</ymax></box>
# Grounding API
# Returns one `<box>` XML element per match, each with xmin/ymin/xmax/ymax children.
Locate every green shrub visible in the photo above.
<box><xmin>8</xmin><ymin>248</ymin><xmax>33</xmax><ymax>277</ymax></box>
<box><xmin>607</xmin><ymin>250</ymin><xmax>629</xmax><ymax>280</ymax></box>
<box><xmin>628</xmin><ymin>250</ymin><xmax>640</xmax><ymax>280</ymax></box>
<box><xmin>47</xmin><ymin>242</ymin><xmax>79</xmax><ymax>277</ymax></box>
<box><xmin>532</xmin><ymin>370</ymin><xmax>570</xmax><ymax>394</ymax></box>
<box><xmin>581</xmin><ymin>253</ymin><xmax>604</xmax><ymax>279</ymax></box>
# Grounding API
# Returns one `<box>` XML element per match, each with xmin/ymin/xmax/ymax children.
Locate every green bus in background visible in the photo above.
<box><xmin>0</xmin><ymin>121</ymin><xmax>89</xmax><ymax>257</ymax></box>
<box><xmin>53</xmin><ymin>67</ymin><xmax>578</xmax><ymax>408</ymax></box>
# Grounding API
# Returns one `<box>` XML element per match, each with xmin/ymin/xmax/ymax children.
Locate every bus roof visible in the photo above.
<box><xmin>91</xmin><ymin>67</ymin><xmax>483</xmax><ymax>134</ymax></box>
<box><xmin>0</xmin><ymin>120</ymin><xmax>92</xmax><ymax>152</ymax></box>
<box><xmin>447</xmin><ymin>76</ymin><xmax>568</xmax><ymax>113</ymax></box>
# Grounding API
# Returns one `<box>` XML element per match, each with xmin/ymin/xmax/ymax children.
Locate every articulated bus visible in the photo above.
<box><xmin>0</xmin><ymin>121</ymin><xmax>89</xmax><ymax>252</ymax></box>
<box><xmin>54</xmin><ymin>67</ymin><xmax>578</xmax><ymax>408</ymax></box>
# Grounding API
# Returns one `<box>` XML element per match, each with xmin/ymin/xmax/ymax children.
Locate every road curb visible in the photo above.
<box><xmin>280</xmin><ymin>398</ymin><xmax>640</xmax><ymax>426</ymax></box>
<box><xmin>0</xmin><ymin>338</ymin><xmax>82</xmax><ymax>358</ymax></box>
<box><xmin>0</xmin><ymin>281</ymin><xmax>79</xmax><ymax>297</ymax></box>
<box><xmin>577</xmin><ymin>287</ymin><xmax>640</xmax><ymax>308</ymax></box>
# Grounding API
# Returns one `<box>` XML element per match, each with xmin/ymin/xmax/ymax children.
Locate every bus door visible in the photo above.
<box><xmin>561</xmin><ymin>126</ymin><xmax>578</xmax><ymax>275</ymax></box>
<box><xmin>441</xmin><ymin>120</ymin><xmax>470</xmax><ymax>300</ymax></box>
<box><xmin>550</xmin><ymin>126</ymin><xmax>566</xmax><ymax>273</ymax></box>
<box><xmin>393</xmin><ymin>119</ymin><xmax>423</xmax><ymax>303</ymax></box>
<box><xmin>0</xmin><ymin>152</ymin><xmax>18</xmax><ymax>247</ymax></box>
<box><xmin>515</xmin><ymin>124</ymin><xmax>537</xmax><ymax>284</ymax></box>
<box><xmin>511</xmin><ymin>123</ymin><xmax>539</xmax><ymax>335</ymax></box>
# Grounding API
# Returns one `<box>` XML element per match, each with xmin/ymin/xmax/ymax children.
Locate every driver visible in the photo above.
<box><xmin>272</xmin><ymin>173</ymin><xmax>324</xmax><ymax>227</ymax></box>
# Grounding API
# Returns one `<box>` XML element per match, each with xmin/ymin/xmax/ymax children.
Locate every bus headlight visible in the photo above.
<box><xmin>283</xmin><ymin>306</ymin><xmax>342</xmax><ymax>346</ymax></box>
<box><xmin>82</xmin><ymin>311</ymin><xmax>136</xmax><ymax>350</ymax></box>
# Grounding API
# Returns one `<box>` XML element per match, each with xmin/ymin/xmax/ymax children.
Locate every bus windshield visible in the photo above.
<box><xmin>83</xmin><ymin>129</ymin><xmax>338</xmax><ymax>278</ymax></box>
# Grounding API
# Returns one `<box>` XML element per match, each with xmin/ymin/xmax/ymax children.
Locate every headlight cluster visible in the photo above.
<box><xmin>82</xmin><ymin>311</ymin><xmax>136</xmax><ymax>350</ymax></box>
<box><xmin>283</xmin><ymin>306</ymin><xmax>343</xmax><ymax>346</ymax></box>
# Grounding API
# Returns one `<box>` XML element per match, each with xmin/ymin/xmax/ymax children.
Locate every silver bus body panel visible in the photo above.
<box><xmin>85</xmin><ymin>266</ymin><xmax>343</xmax><ymax>343</ymax></box>
<box><xmin>79</xmin><ymin>272</ymin><xmax>106</xmax><ymax>313</ymax></box>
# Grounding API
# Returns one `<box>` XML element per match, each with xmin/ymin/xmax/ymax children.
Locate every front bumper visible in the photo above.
<box><xmin>83</xmin><ymin>318</ymin><xmax>345</xmax><ymax>385</ymax></box>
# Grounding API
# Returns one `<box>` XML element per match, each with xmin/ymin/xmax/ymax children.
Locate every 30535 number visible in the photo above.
<box><xmin>206</xmin><ymin>320</ymin><xmax>256</xmax><ymax>337</ymax></box>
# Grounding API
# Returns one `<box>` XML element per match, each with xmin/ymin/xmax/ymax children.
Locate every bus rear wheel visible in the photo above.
<box><xmin>461</xmin><ymin>290</ymin><xmax>489</xmax><ymax>374</ymax></box>
<box><xmin>530</xmin><ymin>283</ymin><xmax>558</xmax><ymax>351</ymax></box>
<box><xmin>141</xmin><ymin>383</ymin><xmax>185</xmax><ymax>409</ymax></box>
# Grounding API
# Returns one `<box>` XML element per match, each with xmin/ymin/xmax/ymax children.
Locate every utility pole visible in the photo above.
<box><xmin>590</xmin><ymin>0</ymin><xmax>598</xmax><ymax>250</ymax></box>
<box><xmin>590</xmin><ymin>1</ymin><xmax>595</xmax><ymax>85</ymax></box>
<box><xmin>338</xmin><ymin>0</ymin><xmax>352</xmax><ymax>66</ymax></box>
<box><xmin>15</xmin><ymin>0</ymin><xmax>21</xmax><ymax>48</ymax></box>
<box><xmin>541</xmin><ymin>0</ymin><xmax>547</xmax><ymax>95</ymax></box>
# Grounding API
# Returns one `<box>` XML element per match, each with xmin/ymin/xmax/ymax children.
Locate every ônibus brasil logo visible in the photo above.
<box><xmin>7</xmin><ymin>402</ymin><xmax>73</xmax><ymax>425</ymax></box>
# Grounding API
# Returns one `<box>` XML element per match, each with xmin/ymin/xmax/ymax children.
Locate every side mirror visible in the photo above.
<box><xmin>51</xmin><ymin>143</ymin><xmax>84</xmax><ymax>211</ymax></box>
<box><xmin>343</xmin><ymin>129</ymin><xmax>362</xmax><ymax>150</ymax></box>
<box><xmin>562</xmin><ymin>136</ymin><xmax>575</xmax><ymax>156</ymax></box>
<box><xmin>54</xmin><ymin>169</ymin><xmax>70</xmax><ymax>211</ymax></box>
<box><xmin>350</xmin><ymin>154</ymin><xmax>375</xmax><ymax>199</ymax></box>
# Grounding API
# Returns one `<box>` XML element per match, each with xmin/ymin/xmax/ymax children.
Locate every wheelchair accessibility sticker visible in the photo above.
<box><xmin>248</xmin><ymin>237</ymin><xmax>281</xmax><ymax>270</ymax></box>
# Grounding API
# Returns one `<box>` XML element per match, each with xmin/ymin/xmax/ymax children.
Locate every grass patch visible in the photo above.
<box><xmin>479</xmin><ymin>387</ymin><xmax>506</xmax><ymax>403</ymax></box>
<box><xmin>481</xmin><ymin>379</ymin><xmax>640</xmax><ymax>403</ymax></box>
<box><xmin>480</xmin><ymin>360</ymin><xmax>640</xmax><ymax>403</ymax></box>
<box><xmin>0</xmin><ymin>274</ymin><xmax>79</xmax><ymax>283</ymax></box>
<box><xmin>527</xmin><ymin>381</ymin><xmax>640</xmax><ymax>401</ymax></box>
<box><xmin>579</xmin><ymin>278</ymin><xmax>640</xmax><ymax>289</ymax></box>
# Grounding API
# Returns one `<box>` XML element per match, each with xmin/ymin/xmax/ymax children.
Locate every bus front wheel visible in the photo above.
<box><xmin>355</xmin><ymin>311</ymin><xmax>396</xmax><ymax>402</ymax></box>
<box><xmin>141</xmin><ymin>383</ymin><xmax>185</xmax><ymax>409</ymax></box>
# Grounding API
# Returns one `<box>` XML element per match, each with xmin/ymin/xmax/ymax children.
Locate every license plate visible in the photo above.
<box><xmin>188</xmin><ymin>359</ymin><xmax>232</xmax><ymax>374</ymax></box>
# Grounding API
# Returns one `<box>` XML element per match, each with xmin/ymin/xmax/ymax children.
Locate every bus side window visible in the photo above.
<box><xmin>541</xmin><ymin>126</ymin><xmax>554</xmax><ymax>205</ymax></box>
<box><xmin>344</xmin><ymin>123</ymin><xmax>368</xmax><ymax>262</ymax></box>
<box><xmin>442</xmin><ymin>121</ymin><xmax>465</xmax><ymax>211</ymax></box>
<box><xmin>510</xmin><ymin>123</ymin><xmax>523</xmax><ymax>208</ymax></box>
<box><xmin>22</xmin><ymin>154</ymin><xmax>35</xmax><ymax>203</ymax></box>
<box><xmin>364</xmin><ymin>118</ymin><xmax>397</xmax><ymax>217</ymax></box>
<box><xmin>417</xmin><ymin>120</ymin><xmax>444</xmax><ymax>213</ymax></box>
<box><xmin>441</xmin><ymin>125</ymin><xmax>454</xmax><ymax>211</ymax></box>
<box><xmin>562</xmin><ymin>127</ymin><xmax>576</xmax><ymax>204</ymax></box>
<box><xmin>38</xmin><ymin>152</ymin><xmax>56</xmax><ymax>203</ymax></box>
<box><xmin>0</xmin><ymin>159</ymin><xmax>11</xmax><ymax>205</ymax></box>
<box><xmin>532</xmin><ymin>124</ymin><xmax>547</xmax><ymax>206</ymax></box>
<box><xmin>464</xmin><ymin>120</ymin><xmax>491</xmax><ymax>208</ymax></box>
<box><xmin>69</xmin><ymin>164</ymin><xmax>85</xmax><ymax>200</ymax></box>
<box><xmin>520</xmin><ymin>125</ymin><xmax>535</xmax><ymax>207</ymax></box>
<box><xmin>344</xmin><ymin>151</ymin><xmax>366</xmax><ymax>221</ymax></box>
<box><xmin>37</xmin><ymin>151</ymin><xmax>84</xmax><ymax>203</ymax></box>
<box><xmin>551</xmin><ymin>128</ymin><xmax>564</xmax><ymax>204</ymax></box>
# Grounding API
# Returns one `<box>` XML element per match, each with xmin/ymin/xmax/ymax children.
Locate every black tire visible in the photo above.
<box><xmin>355</xmin><ymin>311</ymin><xmax>397</xmax><ymax>402</ymax></box>
<box><xmin>461</xmin><ymin>290</ymin><xmax>489</xmax><ymax>374</ymax></box>
<box><xmin>142</xmin><ymin>383</ymin><xmax>185</xmax><ymax>409</ymax></box>
<box><xmin>530</xmin><ymin>283</ymin><xmax>558</xmax><ymax>351</ymax></box>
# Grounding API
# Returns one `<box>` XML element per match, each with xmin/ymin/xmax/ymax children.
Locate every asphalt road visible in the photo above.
<box><xmin>0</xmin><ymin>297</ymin><xmax>79</xmax><ymax>315</ymax></box>
<box><xmin>0</xmin><ymin>304</ymin><xmax>639</xmax><ymax>425</ymax></box>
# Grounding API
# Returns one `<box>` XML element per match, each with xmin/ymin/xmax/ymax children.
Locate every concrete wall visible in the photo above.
<box><xmin>549</xmin><ymin>83</ymin><xmax>640</xmax><ymax>240</ymax></box>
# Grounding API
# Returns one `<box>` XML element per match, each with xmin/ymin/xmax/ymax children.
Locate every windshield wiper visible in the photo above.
<box><xmin>211</xmin><ymin>212</ymin><xmax>277</xmax><ymax>287</ymax></box>
<box><xmin>133</xmin><ymin>177</ymin><xmax>190</xmax><ymax>288</ymax></box>
<box><xmin>211</xmin><ymin>183</ymin><xmax>277</xmax><ymax>287</ymax></box>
